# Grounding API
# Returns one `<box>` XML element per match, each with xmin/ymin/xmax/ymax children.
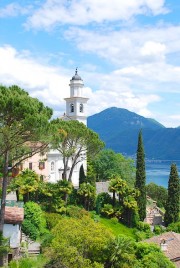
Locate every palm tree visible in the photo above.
<box><xmin>78</xmin><ymin>182</ymin><xmax>96</xmax><ymax>210</ymax></box>
<box><xmin>108</xmin><ymin>235</ymin><xmax>135</xmax><ymax>268</ymax></box>
<box><xmin>57</xmin><ymin>179</ymin><xmax>73</xmax><ymax>204</ymax></box>
<box><xmin>108</xmin><ymin>176</ymin><xmax>127</xmax><ymax>207</ymax></box>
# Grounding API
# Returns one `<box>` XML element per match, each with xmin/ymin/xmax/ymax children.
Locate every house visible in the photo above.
<box><xmin>144</xmin><ymin>232</ymin><xmax>180</xmax><ymax>268</ymax></box>
<box><xmin>2</xmin><ymin>200</ymin><xmax>24</xmax><ymax>262</ymax></box>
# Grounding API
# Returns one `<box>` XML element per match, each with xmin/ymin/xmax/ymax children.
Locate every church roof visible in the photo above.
<box><xmin>71</xmin><ymin>68</ymin><xmax>82</xmax><ymax>81</ymax></box>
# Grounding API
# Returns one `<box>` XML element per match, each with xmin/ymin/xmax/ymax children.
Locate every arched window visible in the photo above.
<box><xmin>70</xmin><ymin>103</ymin><xmax>74</xmax><ymax>113</ymax></box>
<box><xmin>79</xmin><ymin>103</ymin><xmax>83</xmax><ymax>113</ymax></box>
<box><xmin>51</xmin><ymin>161</ymin><xmax>55</xmax><ymax>171</ymax></box>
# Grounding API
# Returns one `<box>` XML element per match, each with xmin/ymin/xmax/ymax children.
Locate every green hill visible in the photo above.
<box><xmin>87</xmin><ymin>107</ymin><xmax>180</xmax><ymax>160</ymax></box>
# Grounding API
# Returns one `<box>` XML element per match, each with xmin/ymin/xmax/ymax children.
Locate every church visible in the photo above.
<box><xmin>21</xmin><ymin>69</ymin><xmax>88</xmax><ymax>187</ymax></box>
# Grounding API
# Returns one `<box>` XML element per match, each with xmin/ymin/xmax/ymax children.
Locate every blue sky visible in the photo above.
<box><xmin>0</xmin><ymin>0</ymin><xmax>180</xmax><ymax>127</ymax></box>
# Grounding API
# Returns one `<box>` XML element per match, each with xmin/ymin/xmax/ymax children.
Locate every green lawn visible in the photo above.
<box><xmin>94</xmin><ymin>215</ymin><xmax>136</xmax><ymax>239</ymax></box>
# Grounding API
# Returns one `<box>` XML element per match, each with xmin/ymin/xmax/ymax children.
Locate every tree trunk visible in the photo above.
<box><xmin>16</xmin><ymin>190</ymin><xmax>19</xmax><ymax>202</ymax></box>
<box><xmin>112</xmin><ymin>191</ymin><xmax>115</xmax><ymax>207</ymax></box>
<box><xmin>63</xmin><ymin>156</ymin><xmax>68</xmax><ymax>180</ymax></box>
<box><xmin>68</xmin><ymin>160</ymin><xmax>76</xmax><ymax>182</ymax></box>
<box><xmin>0</xmin><ymin>151</ymin><xmax>9</xmax><ymax>267</ymax></box>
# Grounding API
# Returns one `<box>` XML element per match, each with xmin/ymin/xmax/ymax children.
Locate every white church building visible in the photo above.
<box><xmin>20</xmin><ymin>69</ymin><xmax>88</xmax><ymax>188</ymax></box>
<box><xmin>47</xmin><ymin>69</ymin><xmax>89</xmax><ymax>186</ymax></box>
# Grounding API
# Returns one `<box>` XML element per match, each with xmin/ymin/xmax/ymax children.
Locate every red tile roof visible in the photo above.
<box><xmin>144</xmin><ymin>232</ymin><xmax>180</xmax><ymax>267</ymax></box>
<box><xmin>4</xmin><ymin>206</ymin><xmax>24</xmax><ymax>224</ymax></box>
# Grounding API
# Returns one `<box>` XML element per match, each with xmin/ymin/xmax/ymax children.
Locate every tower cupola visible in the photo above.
<box><xmin>64</xmin><ymin>68</ymin><xmax>89</xmax><ymax>125</ymax></box>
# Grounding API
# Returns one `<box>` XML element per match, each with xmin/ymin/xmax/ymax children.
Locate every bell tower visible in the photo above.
<box><xmin>64</xmin><ymin>68</ymin><xmax>89</xmax><ymax>125</ymax></box>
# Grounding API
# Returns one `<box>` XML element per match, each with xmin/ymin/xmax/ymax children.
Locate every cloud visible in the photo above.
<box><xmin>0</xmin><ymin>3</ymin><xmax>30</xmax><ymax>18</ymax></box>
<box><xmin>0</xmin><ymin>44</ymin><xmax>161</xmax><ymax>122</ymax></box>
<box><xmin>65</xmin><ymin>24</ymin><xmax>180</xmax><ymax>67</ymax></box>
<box><xmin>25</xmin><ymin>0</ymin><xmax>168</xmax><ymax>29</ymax></box>
<box><xmin>0</xmin><ymin>45</ymin><xmax>69</xmax><ymax>113</ymax></box>
<box><xmin>140</xmin><ymin>41</ymin><xmax>166</xmax><ymax>60</ymax></box>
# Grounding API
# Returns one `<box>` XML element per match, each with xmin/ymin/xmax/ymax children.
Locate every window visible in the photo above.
<box><xmin>29</xmin><ymin>162</ymin><xmax>32</xmax><ymax>170</ymax></box>
<box><xmin>39</xmin><ymin>161</ymin><xmax>45</xmax><ymax>170</ymax></box>
<box><xmin>79</xmin><ymin>103</ymin><xmax>83</xmax><ymax>113</ymax></box>
<box><xmin>70</xmin><ymin>103</ymin><xmax>74</xmax><ymax>113</ymax></box>
<box><xmin>51</xmin><ymin>161</ymin><xmax>55</xmax><ymax>171</ymax></box>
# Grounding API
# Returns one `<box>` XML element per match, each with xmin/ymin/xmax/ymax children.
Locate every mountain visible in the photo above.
<box><xmin>87</xmin><ymin>107</ymin><xmax>180</xmax><ymax>160</ymax></box>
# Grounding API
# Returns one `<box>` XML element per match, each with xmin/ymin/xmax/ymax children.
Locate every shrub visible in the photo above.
<box><xmin>41</xmin><ymin>233</ymin><xmax>55</xmax><ymax>248</ymax></box>
<box><xmin>134</xmin><ymin>231</ymin><xmax>151</xmax><ymax>242</ymax></box>
<box><xmin>68</xmin><ymin>188</ymin><xmax>79</xmax><ymax>205</ymax></box>
<box><xmin>135</xmin><ymin>242</ymin><xmax>161</xmax><ymax>259</ymax></box>
<box><xmin>137</xmin><ymin>221</ymin><xmax>151</xmax><ymax>232</ymax></box>
<box><xmin>110</xmin><ymin>217</ymin><xmax>119</xmax><ymax>225</ymax></box>
<box><xmin>22</xmin><ymin>202</ymin><xmax>47</xmax><ymax>240</ymax></box>
<box><xmin>66</xmin><ymin>205</ymin><xmax>89</xmax><ymax>218</ymax></box>
<box><xmin>153</xmin><ymin>225</ymin><xmax>165</xmax><ymax>235</ymax></box>
<box><xmin>9</xmin><ymin>255</ymin><xmax>47</xmax><ymax>268</ymax></box>
<box><xmin>134</xmin><ymin>222</ymin><xmax>152</xmax><ymax>241</ymax></box>
<box><xmin>167</xmin><ymin>221</ymin><xmax>180</xmax><ymax>233</ymax></box>
<box><xmin>22</xmin><ymin>219</ymin><xmax>40</xmax><ymax>240</ymax></box>
<box><xmin>45</xmin><ymin>213</ymin><xmax>62</xmax><ymax>230</ymax></box>
<box><xmin>95</xmin><ymin>192</ymin><xmax>112</xmax><ymax>214</ymax></box>
<box><xmin>101</xmin><ymin>204</ymin><xmax>115</xmax><ymax>218</ymax></box>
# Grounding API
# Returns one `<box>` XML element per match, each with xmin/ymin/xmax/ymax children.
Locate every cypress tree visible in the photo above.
<box><xmin>135</xmin><ymin>130</ymin><xmax>146</xmax><ymax>221</ymax></box>
<box><xmin>79</xmin><ymin>164</ymin><xmax>86</xmax><ymax>186</ymax></box>
<box><xmin>164</xmin><ymin>164</ymin><xmax>180</xmax><ymax>226</ymax></box>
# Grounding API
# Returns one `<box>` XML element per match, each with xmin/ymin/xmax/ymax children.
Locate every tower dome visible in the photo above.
<box><xmin>71</xmin><ymin>68</ymin><xmax>82</xmax><ymax>81</ymax></box>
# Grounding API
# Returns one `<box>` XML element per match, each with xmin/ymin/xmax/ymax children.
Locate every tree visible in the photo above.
<box><xmin>135</xmin><ymin>130</ymin><xmax>146</xmax><ymax>221</ymax></box>
<box><xmin>8</xmin><ymin>169</ymin><xmax>40</xmax><ymax>203</ymax></box>
<box><xmin>164</xmin><ymin>163</ymin><xmax>180</xmax><ymax>226</ymax></box>
<box><xmin>92</xmin><ymin>149</ymin><xmax>135</xmax><ymax>185</ymax></box>
<box><xmin>0</xmin><ymin>85</ymin><xmax>52</xmax><ymax>235</ymax></box>
<box><xmin>79</xmin><ymin>164</ymin><xmax>86</xmax><ymax>186</ymax></box>
<box><xmin>38</xmin><ymin>182</ymin><xmax>66</xmax><ymax>213</ymax></box>
<box><xmin>106</xmin><ymin>235</ymin><xmax>136</xmax><ymax>268</ymax></box>
<box><xmin>50</xmin><ymin>119</ymin><xmax>104</xmax><ymax>181</ymax></box>
<box><xmin>22</xmin><ymin>201</ymin><xmax>47</xmax><ymax>240</ymax></box>
<box><xmin>46</xmin><ymin>216</ymin><xmax>113</xmax><ymax>267</ymax></box>
<box><xmin>135</xmin><ymin>242</ymin><xmax>175</xmax><ymax>268</ymax></box>
<box><xmin>146</xmin><ymin>182</ymin><xmax>167</xmax><ymax>208</ymax></box>
<box><xmin>108</xmin><ymin>176</ymin><xmax>139</xmax><ymax>226</ymax></box>
<box><xmin>57</xmin><ymin>179</ymin><xmax>73</xmax><ymax>204</ymax></box>
<box><xmin>96</xmin><ymin>192</ymin><xmax>112</xmax><ymax>214</ymax></box>
<box><xmin>109</xmin><ymin>176</ymin><xmax>126</xmax><ymax>207</ymax></box>
<box><xmin>78</xmin><ymin>182</ymin><xmax>96</xmax><ymax>210</ymax></box>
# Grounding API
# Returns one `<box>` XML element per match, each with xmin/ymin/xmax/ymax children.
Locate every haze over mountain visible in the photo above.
<box><xmin>87</xmin><ymin>107</ymin><xmax>180</xmax><ymax>160</ymax></box>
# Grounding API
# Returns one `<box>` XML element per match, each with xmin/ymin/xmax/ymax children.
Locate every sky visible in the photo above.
<box><xmin>0</xmin><ymin>0</ymin><xmax>180</xmax><ymax>128</ymax></box>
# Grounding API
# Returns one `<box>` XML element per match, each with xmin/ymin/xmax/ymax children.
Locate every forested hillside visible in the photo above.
<box><xmin>88</xmin><ymin>107</ymin><xmax>180</xmax><ymax>160</ymax></box>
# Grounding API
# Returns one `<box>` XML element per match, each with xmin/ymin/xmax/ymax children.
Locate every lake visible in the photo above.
<box><xmin>145</xmin><ymin>160</ymin><xmax>180</xmax><ymax>188</ymax></box>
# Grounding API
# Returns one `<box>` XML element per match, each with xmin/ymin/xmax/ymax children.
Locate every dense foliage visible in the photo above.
<box><xmin>164</xmin><ymin>164</ymin><xmax>180</xmax><ymax>226</ymax></box>
<box><xmin>41</xmin><ymin>212</ymin><xmax>175</xmax><ymax>268</ymax></box>
<box><xmin>44</xmin><ymin>215</ymin><xmax>113</xmax><ymax>268</ymax></box>
<box><xmin>50</xmin><ymin>119</ymin><xmax>104</xmax><ymax>181</ymax></box>
<box><xmin>79</xmin><ymin>164</ymin><xmax>86</xmax><ymax>185</ymax></box>
<box><xmin>135</xmin><ymin>131</ymin><xmax>146</xmax><ymax>221</ymax></box>
<box><xmin>146</xmin><ymin>182</ymin><xmax>167</xmax><ymax>208</ymax></box>
<box><xmin>0</xmin><ymin>85</ymin><xmax>52</xmax><ymax>234</ymax></box>
<box><xmin>91</xmin><ymin>149</ymin><xmax>135</xmax><ymax>185</ymax></box>
<box><xmin>22</xmin><ymin>202</ymin><xmax>47</xmax><ymax>240</ymax></box>
<box><xmin>9</xmin><ymin>169</ymin><xmax>40</xmax><ymax>203</ymax></box>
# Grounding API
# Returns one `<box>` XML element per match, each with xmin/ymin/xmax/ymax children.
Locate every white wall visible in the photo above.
<box><xmin>3</xmin><ymin>224</ymin><xmax>21</xmax><ymax>248</ymax></box>
<box><xmin>47</xmin><ymin>149</ymin><xmax>86</xmax><ymax>187</ymax></box>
